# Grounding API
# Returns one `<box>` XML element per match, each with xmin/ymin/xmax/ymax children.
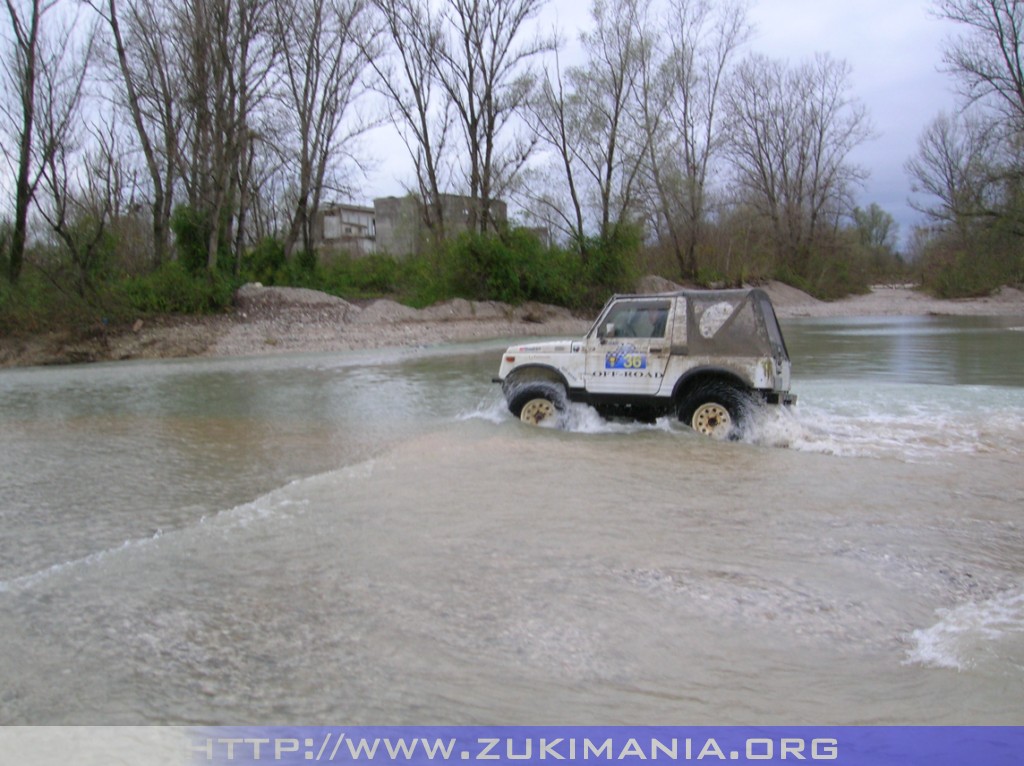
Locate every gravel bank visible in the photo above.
<box><xmin>760</xmin><ymin>281</ymin><xmax>1024</xmax><ymax>319</ymax></box>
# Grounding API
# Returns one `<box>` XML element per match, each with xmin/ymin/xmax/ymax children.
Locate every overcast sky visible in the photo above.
<box><xmin>366</xmin><ymin>0</ymin><xmax>964</xmax><ymax>245</ymax></box>
<box><xmin>747</xmin><ymin>0</ymin><xmax>960</xmax><ymax>241</ymax></box>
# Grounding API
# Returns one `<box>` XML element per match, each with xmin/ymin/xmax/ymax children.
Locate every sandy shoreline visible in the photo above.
<box><xmin>1</xmin><ymin>280</ymin><xmax>1022</xmax><ymax>368</ymax></box>
<box><xmin>763</xmin><ymin>281</ymin><xmax>1024</xmax><ymax>319</ymax></box>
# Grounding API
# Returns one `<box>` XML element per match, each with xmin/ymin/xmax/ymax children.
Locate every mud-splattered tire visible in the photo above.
<box><xmin>507</xmin><ymin>382</ymin><xmax>566</xmax><ymax>428</ymax></box>
<box><xmin>677</xmin><ymin>385</ymin><xmax>749</xmax><ymax>439</ymax></box>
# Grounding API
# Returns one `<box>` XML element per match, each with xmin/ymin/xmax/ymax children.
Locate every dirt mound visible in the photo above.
<box><xmin>758</xmin><ymin>281</ymin><xmax>822</xmax><ymax>309</ymax></box>
<box><xmin>992</xmin><ymin>286</ymin><xmax>1024</xmax><ymax>303</ymax></box>
<box><xmin>234</xmin><ymin>284</ymin><xmax>358</xmax><ymax>320</ymax></box>
<box><xmin>631</xmin><ymin>275</ymin><xmax>824</xmax><ymax>308</ymax></box>
<box><xmin>349</xmin><ymin>299</ymin><xmax>422</xmax><ymax>324</ymax></box>
<box><xmin>510</xmin><ymin>301</ymin><xmax>576</xmax><ymax>323</ymax></box>
<box><xmin>419</xmin><ymin>298</ymin><xmax>510</xmax><ymax>321</ymax></box>
<box><xmin>635</xmin><ymin>275</ymin><xmax>685</xmax><ymax>293</ymax></box>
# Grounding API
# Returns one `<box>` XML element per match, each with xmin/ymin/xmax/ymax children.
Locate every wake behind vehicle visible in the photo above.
<box><xmin>494</xmin><ymin>288</ymin><xmax>796</xmax><ymax>438</ymax></box>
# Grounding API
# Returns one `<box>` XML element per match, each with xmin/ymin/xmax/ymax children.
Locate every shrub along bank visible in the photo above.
<box><xmin>0</xmin><ymin>227</ymin><xmax>639</xmax><ymax>336</ymax></box>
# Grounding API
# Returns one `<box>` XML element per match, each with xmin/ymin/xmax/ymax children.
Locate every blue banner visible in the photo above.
<box><xmin>186</xmin><ymin>727</ymin><xmax>1024</xmax><ymax>766</ymax></box>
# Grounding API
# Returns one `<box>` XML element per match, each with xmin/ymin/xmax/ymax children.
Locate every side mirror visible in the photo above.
<box><xmin>603</xmin><ymin>323</ymin><xmax>615</xmax><ymax>339</ymax></box>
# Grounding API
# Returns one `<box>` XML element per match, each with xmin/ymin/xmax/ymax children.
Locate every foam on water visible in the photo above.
<box><xmin>458</xmin><ymin>396</ymin><xmax>512</xmax><ymax>425</ymax></box>
<box><xmin>739</xmin><ymin>403</ymin><xmax>1021</xmax><ymax>460</ymax></box>
<box><xmin>558</xmin><ymin>403</ymin><xmax>679</xmax><ymax>434</ymax></box>
<box><xmin>460</xmin><ymin>397</ymin><xmax>679</xmax><ymax>435</ymax></box>
<box><xmin>463</xmin><ymin>382</ymin><xmax>1024</xmax><ymax>459</ymax></box>
<box><xmin>731</xmin><ymin>378</ymin><xmax>1024</xmax><ymax>459</ymax></box>
<box><xmin>0</xmin><ymin>533</ymin><xmax>165</xmax><ymax>594</ymax></box>
<box><xmin>906</xmin><ymin>589</ymin><xmax>1024</xmax><ymax>671</ymax></box>
<box><xmin>0</xmin><ymin>464</ymin><xmax>381</xmax><ymax>594</ymax></box>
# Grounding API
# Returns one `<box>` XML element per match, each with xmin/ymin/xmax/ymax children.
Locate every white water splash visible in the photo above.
<box><xmin>742</xmin><ymin>383</ymin><xmax>1024</xmax><ymax>460</ymax></box>
<box><xmin>465</xmin><ymin>384</ymin><xmax>1024</xmax><ymax>460</ymax></box>
<box><xmin>461</xmin><ymin>396</ymin><xmax>678</xmax><ymax>435</ymax></box>
<box><xmin>906</xmin><ymin>589</ymin><xmax>1024</xmax><ymax>671</ymax></box>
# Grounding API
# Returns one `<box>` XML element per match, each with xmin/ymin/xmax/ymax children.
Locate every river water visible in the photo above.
<box><xmin>1</xmin><ymin>315</ymin><xmax>1022</xmax><ymax>725</ymax></box>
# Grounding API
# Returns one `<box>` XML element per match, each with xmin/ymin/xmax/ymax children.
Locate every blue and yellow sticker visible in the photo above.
<box><xmin>606</xmin><ymin>346</ymin><xmax>647</xmax><ymax>369</ymax></box>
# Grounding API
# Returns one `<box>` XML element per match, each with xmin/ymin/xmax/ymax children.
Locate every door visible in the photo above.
<box><xmin>584</xmin><ymin>298</ymin><xmax>673</xmax><ymax>396</ymax></box>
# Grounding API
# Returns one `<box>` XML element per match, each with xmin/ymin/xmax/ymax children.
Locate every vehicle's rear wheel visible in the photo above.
<box><xmin>677</xmin><ymin>385</ymin><xmax>749</xmax><ymax>439</ymax></box>
<box><xmin>507</xmin><ymin>382</ymin><xmax>566</xmax><ymax>428</ymax></box>
<box><xmin>690</xmin><ymin>401</ymin><xmax>733</xmax><ymax>438</ymax></box>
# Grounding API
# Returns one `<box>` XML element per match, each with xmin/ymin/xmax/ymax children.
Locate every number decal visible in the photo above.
<box><xmin>605</xmin><ymin>351</ymin><xmax>647</xmax><ymax>369</ymax></box>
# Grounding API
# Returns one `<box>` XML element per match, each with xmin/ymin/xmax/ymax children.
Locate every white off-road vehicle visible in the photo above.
<box><xmin>495</xmin><ymin>288</ymin><xmax>795</xmax><ymax>438</ymax></box>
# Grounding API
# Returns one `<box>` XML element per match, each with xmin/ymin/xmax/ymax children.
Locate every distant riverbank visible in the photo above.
<box><xmin>761</xmin><ymin>281</ymin><xmax>1024</xmax><ymax>319</ymax></box>
<box><xmin>2</xmin><ymin>280</ymin><xmax>1022</xmax><ymax>368</ymax></box>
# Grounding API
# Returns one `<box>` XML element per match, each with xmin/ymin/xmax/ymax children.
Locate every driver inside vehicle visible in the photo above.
<box><xmin>628</xmin><ymin>305</ymin><xmax>668</xmax><ymax>338</ymax></box>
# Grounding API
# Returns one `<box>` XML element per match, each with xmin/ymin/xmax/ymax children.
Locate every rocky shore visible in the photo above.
<box><xmin>2</xmin><ymin>279</ymin><xmax>1022</xmax><ymax>368</ymax></box>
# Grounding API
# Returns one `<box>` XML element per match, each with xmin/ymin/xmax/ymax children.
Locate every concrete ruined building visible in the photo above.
<box><xmin>315</xmin><ymin>194</ymin><xmax>508</xmax><ymax>258</ymax></box>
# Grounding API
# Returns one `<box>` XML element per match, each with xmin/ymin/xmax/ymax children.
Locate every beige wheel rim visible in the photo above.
<box><xmin>520</xmin><ymin>397</ymin><xmax>558</xmax><ymax>426</ymax></box>
<box><xmin>691</xmin><ymin>402</ymin><xmax>732</xmax><ymax>438</ymax></box>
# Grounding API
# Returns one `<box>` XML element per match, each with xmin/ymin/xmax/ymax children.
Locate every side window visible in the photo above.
<box><xmin>600</xmin><ymin>301</ymin><xmax>670</xmax><ymax>338</ymax></box>
<box><xmin>600</xmin><ymin>304</ymin><xmax>632</xmax><ymax>337</ymax></box>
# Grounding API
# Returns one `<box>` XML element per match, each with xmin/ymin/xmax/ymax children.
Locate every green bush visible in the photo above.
<box><xmin>1</xmin><ymin>272</ymin><xmax>56</xmax><ymax>334</ymax></box>
<box><xmin>170</xmin><ymin>204</ymin><xmax>234</xmax><ymax>275</ymax></box>
<box><xmin>0</xmin><ymin>223</ymin><xmax>645</xmax><ymax>337</ymax></box>
<box><xmin>917</xmin><ymin>227</ymin><xmax>1023</xmax><ymax>298</ymax></box>
<box><xmin>294</xmin><ymin>248</ymin><xmax>317</xmax><ymax>278</ymax></box>
<box><xmin>574</xmin><ymin>224</ymin><xmax>641</xmax><ymax>306</ymax></box>
<box><xmin>426</xmin><ymin>227</ymin><xmax>628</xmax><ymax>310</ymax></box>
<box><xmin>398</xmin><ymin>253</ymin><xmax>449</xmax><ymax>308</ymax></box>
<box><xmin>924</xmin><ymin>252</ymin><xmax>1003</xmax><ymax>298</ymax></box>
<box><xmin>0</xmin><ymin>268</ymin><xmax>111</xmax><ymax>333</ymax></box>
<box><xmin>170</xmin><ymin>205</ymin><xmax>210</xmax><ymax>274</ymax></box>
<box><xmin>243</xmin><ymin>237</ymin><xmax>288</xmax><ymax>285</ymax></box>
<box><xmin>321</xmin><ymin>254</ymin><xmax>402</xmax><ymax>296</ymax></box>
<box><xmin>113</xmin><ymin>261</ymin><xmax>236</xmax><ymax>315</ymax></box>
<box><xmin>439</xmin><ymin>230</ymin><xmax>534</xmax><ymax>304</ymax></box>
<box><xmin>769</xmin><ymin>234</ymin><xmax>873</xmax><ymax>301</ymax></box>
<box><xmin>0</xmin><ymin>218</ymin><xmax>13</xmax><ymax>280</ymax></box>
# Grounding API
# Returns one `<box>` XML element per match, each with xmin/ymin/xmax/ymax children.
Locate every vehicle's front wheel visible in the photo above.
<box><xmin>507</xmin><ymin>382</ymin><xmax>566</xmax><ymax>428</ymax></box>
<box><xmin>677</xmin><ymin>385</ymin><xmax>749</xmax><ymax>439</ymax></box>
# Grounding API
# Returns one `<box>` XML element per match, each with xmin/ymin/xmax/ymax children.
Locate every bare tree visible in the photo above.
<box><xmin>39</xmin><ymin>120</ymin><xmax>124</xmax><ymax>297</ymax></box>
<box><xmin>576</xmin><ymin>0</ymin><xmax>653</xmax><ymax>236</ymax></box>
<box><xmin>639</xmin><ymin>0</ymin><xmax>749</xmax><ymax>279</ymax></box>
<box><xmin>932</xmin><ymin>0</ymin><xmax>1024</xmax><ymax>240</ymax></box>
<box><xmin>725</xmin><ymin>53</ymin><xmax>872</xmax><ymax>271</ymax></box>
<box><xmin>2</xmin><ymin>0</ymin><xmax>59</xmax><ymax>282</ymax></box>
<box><xmin>274</xmin><ymin>0</ymin><xmax>379</xmax><ymax>259</ymax></box>
<box><xmin>91</xmin><ymin>0</ymin><xmax>182</xmax><ymax>268</ymax></box>
<box><xmin>525</xmin><ymin>47</ymin><xmax>587</xmax><ymax>245</ymax></box>
<box><xmin>435</xmin><ymin>0</ymin><xmax>551</xmax><ymax>233</ymax></box>
<box><xmin>936</xmin><ymin>0</ymin><xmax>1024</xmax><ymax>127</ymax></box>
<box><xmin>526</xmin><ymin>0</ymin><xmax>651</xmax><ymax>250</ymax></box>
<box><xmin>175</xmin><ymin>0</ymin><xmax>277</xmax><ymax>271</ymax></box>
<box><xmin>907</xmin><ymin>111</ymin><xmax>1001</xmax><ymax>235</ymax></box>
<box><xmin>369</xmin><ymin>0</ymin><xmax>453</xmax><ymax>244</ymax></box>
